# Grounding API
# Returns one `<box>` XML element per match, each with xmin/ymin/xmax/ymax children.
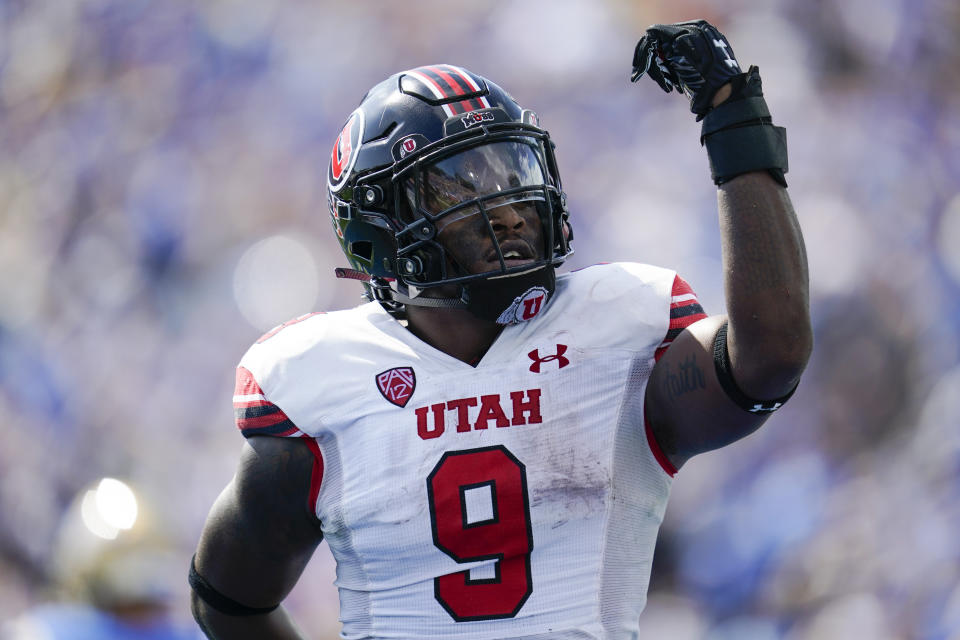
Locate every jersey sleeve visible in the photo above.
<box><xmin>654</xmin><ymin>274</ymin><xmax>708</xmax><ymax>362</ymax></box>
<box><xmin>233</xmin><ymin>365</ymin><xmax>305</xmax><ymax>438</ymax></box>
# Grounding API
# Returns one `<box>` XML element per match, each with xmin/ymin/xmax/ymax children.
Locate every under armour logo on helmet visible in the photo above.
<box><xmin>528</xmin><ymin>345</ymin><xmax>570</xmax><ymax>373</ymax></box>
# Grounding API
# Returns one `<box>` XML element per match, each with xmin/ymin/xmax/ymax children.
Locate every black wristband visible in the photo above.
<box><xmin>189</xmin><ymin>555</ymin><xmax>280</xmax><ymax>617</ymax></box>
<box><xmin>713</xmin><ymin>322</ymin><xmax>797</xmax><ymax>415</ymax></box>
<box><xmin>700</xmin><ymin>96</ymin><xmax>771</xmax><ymax>137</ymax></box>
<box><xmin>703</xmin><ymin>124</ymin><xmax>788</xmax><ymax>187</ymax></box>
<box><xmin>699</xmin><ymin>66</ymin><xmax>788</xmax><ymax>187</ymax></box>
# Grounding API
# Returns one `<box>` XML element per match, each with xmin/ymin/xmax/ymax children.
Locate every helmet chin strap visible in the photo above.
<box><xmin>390</xmin><ymin>289</ymin><xmax>467</xmax><ymax>309</ymax></box>
<box><xmin>335</xmin><ymin>267</ymin><xmax>468</xmax><ymax>309</ymax></box>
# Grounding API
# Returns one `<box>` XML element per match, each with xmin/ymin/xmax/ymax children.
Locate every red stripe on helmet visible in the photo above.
<box><xmin>406</xmin><ymin>68</ymin><xmax>455</xmax><ymax>116</ymax></box>
<box><xmin>409</xmin><ymin>67</ymin><xmax>448</xmax><ymax>97</ymax></box>
<box><xmin>428</xmin><ymin>65</ymin><xmax>478</xmax><ymax>114</ymax></box>
<box><xmin>445</xmin><ymin>65</ymin><xmax>491</xmax><ymax>109</ymax></box>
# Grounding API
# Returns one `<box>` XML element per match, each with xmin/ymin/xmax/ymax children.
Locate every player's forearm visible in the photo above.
<box><xmin>193</xmin><ymin>599</ymin><xmax>309</xmax><ymax>640</ymax></box>
<box><xmin>718</xmin><ymin>171</ymin><xmax>812</xmax><ymax>398</ymax></box>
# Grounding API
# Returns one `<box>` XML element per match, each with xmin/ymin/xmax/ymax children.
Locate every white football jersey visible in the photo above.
<box><xmin>233</xmin><ymin>262</ymin><xmax>707</xmax><ymax>639</ymax></box>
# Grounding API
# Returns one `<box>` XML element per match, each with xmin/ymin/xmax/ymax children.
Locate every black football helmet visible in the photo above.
<box><xmin>327</xmin><ymin>64</ymin><xmax>572</xmax><ymax>321</ymax></box>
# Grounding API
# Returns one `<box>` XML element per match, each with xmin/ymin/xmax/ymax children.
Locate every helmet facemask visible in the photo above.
<box><xmin>396</xmin><ymin>139</ymin><xmax>556</xmax><ymax>285</ymax></box>
<box><xmin>387</xmin><ymin>134</ymin><xmax>569</xmax><ymax>324</ymax></box>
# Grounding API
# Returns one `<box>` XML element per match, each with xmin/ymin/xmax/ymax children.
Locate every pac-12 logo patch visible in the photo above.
<box><xmin>328</xmin><ymin>108</ymin><xmax>364</xmax><ymax>192</ymax></box>
<box><xmin>376</xmin><ymin>367</ymin><xmax>416</xmax><ymax>408</ymax></box>
<box><xmin>496</xmin><ymin>286</ymin><xmax>549</xmax><ymax>325</ymax></box>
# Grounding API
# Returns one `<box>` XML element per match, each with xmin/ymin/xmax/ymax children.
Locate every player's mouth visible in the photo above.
<box><xmin>488</xmin><ymin>241</ymin><xmax>536</xmax><ymax>268</ymax></box>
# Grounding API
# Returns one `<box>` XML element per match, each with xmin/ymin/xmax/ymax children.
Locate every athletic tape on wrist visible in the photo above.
<box><xmin>189</xmin><ymin>555</ymin><xmax>280</xmax><ymax>617</ymax></box>
<box><xmin>713</xmin><ymin>322</ymin><xmax>797</xmax><ymax>415</ymax></box>
<box><xmin>700</xmin><ymin>96</ymin><xmax>771</xmax><ymax>138</ymax></box>
<box><xmin>699</xmin><ymin>66</ymin><xmax>788</xmax><ymax>187</ymax></box>
<box><xmin>703</xmin><ymin>124</ymin><xmax>788</xmax><ymax>186</ymax></box>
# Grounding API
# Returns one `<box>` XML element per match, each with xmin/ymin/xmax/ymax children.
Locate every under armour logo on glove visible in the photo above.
<box><xmin>631</xmin><ymin>19</ymin><xmax>743</xmax><ymax>118</ymax></box>
<box><xmin>712</xmin><ymin>39</ymin><xmax>739</xmax><ymax>69</ymax></box>
<box><xmin>528</xmin><ymin>345</ymin><xmax>570</xmax><ymax>373</ymax></box>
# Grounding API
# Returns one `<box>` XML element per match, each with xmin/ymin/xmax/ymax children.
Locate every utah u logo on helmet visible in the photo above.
<box><xmin>328</xmin><ymin>109</ymin><xmax>364</xmax><ymax>192</ymax></box>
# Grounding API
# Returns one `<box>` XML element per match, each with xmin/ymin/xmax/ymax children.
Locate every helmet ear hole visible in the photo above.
<box><xmin>350</xmin><ymin>241</ymin><xmax>374</xmax><ymax>262</ymax></box>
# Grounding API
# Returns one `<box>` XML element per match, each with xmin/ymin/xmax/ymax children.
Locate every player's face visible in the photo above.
<box><xmin>404</xmin><ymin>140</ymin><xmax>549</xmax><ymax>276</ymax></box>
<box><xmin>436</xmin><ymin>199</ymin><xmax>545</xmax><ymax>275</ymax></box>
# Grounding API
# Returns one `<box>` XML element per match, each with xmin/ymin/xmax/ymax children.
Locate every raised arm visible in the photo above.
<box><xmin>191</xmin><ymin>436</ymin><xmax>324</xmax><ymax>638</ymax></box>
<box><xmin>634</xmin><ymin>21</ymin><xmax>812</xmax><ymax>469</ymax></box>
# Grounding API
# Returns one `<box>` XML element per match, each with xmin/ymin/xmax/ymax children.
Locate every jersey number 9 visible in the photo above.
<box><xmin>427</xmin><ymin>445</ymin><xmax>534</xmax><ymax>621</ymax></box>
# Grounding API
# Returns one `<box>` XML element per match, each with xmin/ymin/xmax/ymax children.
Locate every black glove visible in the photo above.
<box><xmin>631</xmin><ymin>20</ymin><xmax>743</xmax><ymax>119</ymax></box>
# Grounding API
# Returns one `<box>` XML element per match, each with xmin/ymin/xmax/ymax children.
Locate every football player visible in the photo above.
<box><xmin>190</xmin><ymin>20</ymin><xmax>811</xmax><ymax>639</ymax></box>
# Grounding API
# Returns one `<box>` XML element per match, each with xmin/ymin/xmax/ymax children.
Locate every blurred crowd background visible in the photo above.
<box><xmin>1</xmin><ymin>0</ymin><xmax>959</xmax><ymax>638</ymax></box>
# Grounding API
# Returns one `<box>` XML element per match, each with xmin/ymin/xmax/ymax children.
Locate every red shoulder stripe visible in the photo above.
<box><xmin>671</xmin><ymin>275</ymin><xmax>696</xmax><ymax>298</ymax></box>
<box><xmin>237</xmin><ymin>410</ymin><xmax>289</xmax><ymax>430</ymax></box>
<box><xmin>234</xmin><ymin>366</ymin><xmax>264</xmax><ymax>397</ymax></box>
<box><xmin>670</xmin><ymin>303</ymin><xmax>707</xmax><ymax>322</ymax></box>
<box><xmin>669</xmin><ymin>309</ymin><xmax>707</xmax><ymax>330</ymax></box>
<box><xmin>233</xmin><ymin>367</ymin><xmax>301</xmax><ymax>437</ymax></box>
<box><xmin>655</xmin><ymin>275</ymin><xmax>707</xmax><ymax>362</ymax></box>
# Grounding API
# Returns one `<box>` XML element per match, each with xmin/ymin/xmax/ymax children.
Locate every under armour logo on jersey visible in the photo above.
<box><xmin>528</xmin><ymin>345</ymin><xmax>569</xmax><ymax>373</ymax></box>
<box><xmin>376</xmin><ymin>367</ymin><xmax>417</xmax><ymax>408</ymax></box>
<box><xmin>713</xmin><ymin>38</ymin><xmax>739</xmax><ymax>69</ymax></box>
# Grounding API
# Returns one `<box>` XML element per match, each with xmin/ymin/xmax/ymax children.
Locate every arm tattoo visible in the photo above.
<box><xmin>659</xmin><ymin>354</ymin><xmax>707</xmax><ymax>401</ymax></box>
